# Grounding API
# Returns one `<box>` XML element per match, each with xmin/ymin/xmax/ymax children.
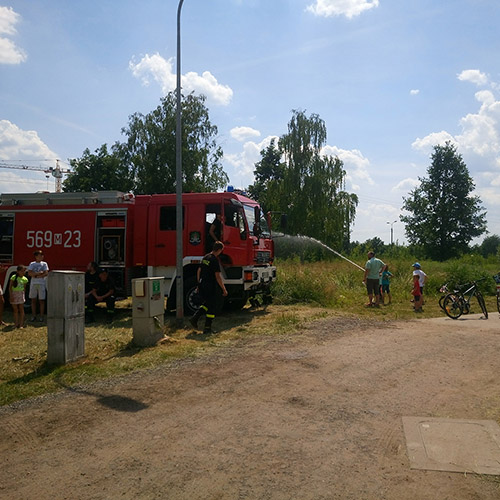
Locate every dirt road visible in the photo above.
<box><xmin>1</xmin><ymin>314</ymin><xmax>500</xmax><ymax>499</ymax></box>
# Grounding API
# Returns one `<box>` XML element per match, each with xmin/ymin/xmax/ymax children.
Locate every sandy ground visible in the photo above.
<box><xmin>1</xmin><ymin>314</ymin><xmax>500</xmax><ymax>500</ymax></box>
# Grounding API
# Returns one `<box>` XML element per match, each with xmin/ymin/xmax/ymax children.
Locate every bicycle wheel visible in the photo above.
<box><xmin>439</xmin><ymin>295</ymin><xmax>445</xmax><ymax>310</ymax></box>
<box><xmin>443</xmin><ymin>293</ymin><xmax>463</xmax><ymax>319</ymax></box>
<box><xmin>476</xmin><ymin>292</ymin><xmax>488</xmax><ymax>319</ymax></box>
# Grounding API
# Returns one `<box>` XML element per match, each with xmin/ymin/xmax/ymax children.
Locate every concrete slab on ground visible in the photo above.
<box><xmin>403</xmin><ymin>417</ymin><xmax>500</xmax><ymax>475</ymax></box>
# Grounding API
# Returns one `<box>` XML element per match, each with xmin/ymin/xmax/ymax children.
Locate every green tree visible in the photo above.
<box><xmin>362</xmin><ymin>237</ymin><xmax>385</xmax><ymax>256</ymax></box>
<box><xmin>401</xmin><ymin>142</ymin><xmax>487</xmax><ymax>261</ymax></box>
<box><xmin>250</xmin><ymin>110</ymin><xmax>357</xmax><ymax>249</ymax></box>
<box><xmin>64</xmin><ymin>144</ymin><xmax>133</xmax><ymax>193</ymax></box>
<box><xmin>479</xmin><ymin>234</ymin><xmax>500</xmax><ymax>257</ymax></box>
<box><xmin>247</xmin><ymin>138</ymin><xmax>284</xmax><ymax>211</ymax></box>
<box><xmin>117</xmin><ymin>92</ymin><xmax>227</xmax><ymax>194</ymax></box>
<box><xmin>65</xmin><ymin>92</ymin><xmax>227</xmax><ymax>195</ymax></box>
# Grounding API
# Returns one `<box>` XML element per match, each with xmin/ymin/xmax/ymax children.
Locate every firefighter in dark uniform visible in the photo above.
<box><xmin>84</xmin><ymin>262</ymin><xmax>100</xmax><ymax>298</ymax></box>
<box><xmin>84</xmin><ymin>261</ymin><xmax>100</xmax><ymax>320</ymax></box>
<box><xmin>86</xmin><ymin>268</ymin><xmax>116</xmax><ymax>323</ymax></box>
<box><xmin>189</xmin><ymin>241</ymin><xmax>228</xmax><ymax>334</ymax></box>
<box><xmin>208</xmin><ymin>212</ymin><xmax>222</xmax><ymax>251</ymax></box>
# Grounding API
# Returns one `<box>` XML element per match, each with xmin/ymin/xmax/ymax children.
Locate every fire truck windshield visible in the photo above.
<box><xmin>243</xmin><ymin>205</ymin><xmax>270</xmax><ymax>238</ymax></box>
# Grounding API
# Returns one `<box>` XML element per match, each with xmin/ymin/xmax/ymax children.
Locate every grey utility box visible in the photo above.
<box><xmin>132</xmin><ymin>277</ymin><xmax>165</xmax><ymax>346</ymax></box>
<box><xmin>47</xmin><ymin>271</ymin><xmax>85</xmax><ymax>364</ymax></box>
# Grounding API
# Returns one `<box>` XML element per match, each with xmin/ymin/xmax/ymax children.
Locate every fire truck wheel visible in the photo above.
<box><xmin>184</xmin><ymin>276</ymin><xmax>201</xmax><ymax>316</ymax></box>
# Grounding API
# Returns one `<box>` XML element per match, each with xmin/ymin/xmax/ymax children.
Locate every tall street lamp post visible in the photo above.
<box><xmin>175</xmin><ymin>0</ymin><xmax>185</xmax><ymax>324</ymax></box>
<box><xmin>387</xmin><ymin>220</ymin><xmax>397</xmax><ymax>245</ymax></box>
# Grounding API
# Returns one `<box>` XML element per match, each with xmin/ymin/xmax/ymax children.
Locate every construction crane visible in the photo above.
<box><xmin>0</xmin><ymin>159</ymin><xmax>71</xmax><ymax>193</ymax></box>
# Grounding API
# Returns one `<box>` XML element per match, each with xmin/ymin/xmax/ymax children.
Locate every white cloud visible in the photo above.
<box><xmin>476</xmin><ymin>187</ymin><xmax>500</xmax><ymax>207</ymax></box>
<box><xmin>230</xmin><ymin>126</ymin><xmax>261</xmax><ymax>142</ymax></box>
<box><xmin>0</xmin><ymin>171</ymin><xmax>49</xmax><ymax>193</ymax></box>
<box><xmin>392</xmin><ymin>177</ymin><xmax>419</xmax><ymax>192</ymax></box>
<box><xmin>129</xmin><ymin>53</ymin><xmax>233</xmax><ymax>106</ymax></box>
<box><xmin>413</xmin><ymin>87</ymin><xmax>500</xmax><ymax>158</ymax></box>
<box><xmin>0</xmin><ymin>6</ymin><xmax>18</xmax><ymax>35</ymax></box>
<box><xmin>225</xmin><ymin>135</ymin><xmax>278</xmax><ymax>182</ymax></box>
<box><xmin>352</xmin><ymin>202</ymin><xmax>402</xmax><ymax>244</ymax></box>
<box><xmin>410</xmin><ymin>89</ymin><xmax>420</xmax><ymax>95</ymax></box>
<box><xmin>412</xmin><ymin>131</ymin><xmax>456</xmax><ymax>153</ymax></box>
<box><xmin>307</xmin><ymin>0</ymin><xmax>379</xmax><ymax>19</ymax></box>
<box><xmin>457</xmin><ymin>69</ymin><xmax>488</xmax><ymax>86</ymax></box>
<box><xmin>482</xmin><ymin>171</ymin><xmax>500</xmax><ymax>187</ymax></box>
<box><xmin>0</xmin><ymin>120</ymin><xmax>58</xmax><ymax>160</ymax></box>
<box><xmin>455</xmin><ymin>90</ymin><xmax>500</xmax><ymax>156</ymax></box>
<box><xmin>321</xmin><ymin>145</ymin><xmax>374</xmax><ymax>186</ymax></box>
<box><xmin>0</xmin><ymin>6</ymin><xmax>26</xmax><ymax>64</ymax></box>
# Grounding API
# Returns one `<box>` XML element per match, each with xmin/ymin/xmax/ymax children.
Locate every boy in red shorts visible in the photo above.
<box><xmin>411</xmin><ymin>273</ymin><xmax>423</xmax><ymax>312</ymax></box>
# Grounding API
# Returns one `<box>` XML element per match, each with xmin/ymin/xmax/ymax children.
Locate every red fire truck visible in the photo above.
<box><xmin>0</xmin><ymin>190</ymin><xmax>277</xmax><ymax>313</ymax></box>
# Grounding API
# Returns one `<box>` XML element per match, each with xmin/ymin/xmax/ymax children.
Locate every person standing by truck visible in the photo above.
<box><xmin>189</xmin><ymin>241</ymin><xmax>228</xmax><ymax>334</ymax></box>
<box><xmin>28</xmin><ymin>250</ymin><xmax>49</xmax><ymax>322</ymax></box>
<box><xmin>9</xmin><ymin>265</ymin><xmax>28</xmax><ymax>328</ymax></box>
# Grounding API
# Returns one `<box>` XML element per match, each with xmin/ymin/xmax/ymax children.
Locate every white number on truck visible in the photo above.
<box><xmin>26</xmin><ymin>230</ymin><xmax>82</xmax><ymax>248</ymax></box>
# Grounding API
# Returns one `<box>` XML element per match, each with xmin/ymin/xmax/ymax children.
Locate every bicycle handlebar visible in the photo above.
<box><xmin>454</xmin><ymin>278</ymin><xmax>485</xmax><ymax>290</ymax></box>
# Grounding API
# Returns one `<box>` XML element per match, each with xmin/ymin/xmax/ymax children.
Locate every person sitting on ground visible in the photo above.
<box><xmin>86</xmin><ymin>269</ymin><xmax>115</xmax><ymax>323</ymax></box>
<box><xmin>85</xmin><ymin>262</ymin><xmax>100</xmax><ymax>299</ymax></box>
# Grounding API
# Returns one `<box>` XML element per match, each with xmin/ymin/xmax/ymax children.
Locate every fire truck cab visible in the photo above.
<box><xmin>0</xmin><ymin>190</ymin><xmax>276</xmax><ymax>314</ymax></box>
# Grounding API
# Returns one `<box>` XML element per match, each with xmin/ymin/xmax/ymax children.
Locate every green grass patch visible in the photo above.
<box><xmin>0</xmin><ymin>305</ymin><xmax>337</xmax><ymax>407</ymax></box>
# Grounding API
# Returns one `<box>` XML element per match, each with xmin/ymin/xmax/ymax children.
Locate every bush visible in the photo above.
<box><xmin>444</xmin><ymin>258</ymin><xmax>497</xmax><ymax>295</ymax></box>
<box><xmin>272</xmin><ymin>259</ymin><xmax>338</xmax><ymax>306</ymax></box>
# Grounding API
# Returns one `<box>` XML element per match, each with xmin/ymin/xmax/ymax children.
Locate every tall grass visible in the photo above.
<box><xmin>272</xmin><ymin>254</ymin><xmax>500</xmax><ymax>307</ymax></box>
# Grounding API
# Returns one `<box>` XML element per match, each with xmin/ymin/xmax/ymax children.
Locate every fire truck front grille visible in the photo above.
<box><xmin>255</xmin><ymin>251</ymin><xmax>271</xmax><ymax>264</ymax></box>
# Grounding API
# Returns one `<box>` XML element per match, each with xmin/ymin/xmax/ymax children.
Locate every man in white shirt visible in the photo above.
<box><xmin>27</xmin><ymin>250</ymin><xmax>49</xmax><ymax>322</ymax></box>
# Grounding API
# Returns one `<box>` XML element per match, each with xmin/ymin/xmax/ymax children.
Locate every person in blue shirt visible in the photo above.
<box><xmin>380</xmin><ymin>266</ymin><xmax>393</xmax><ymax>305</ymax></box>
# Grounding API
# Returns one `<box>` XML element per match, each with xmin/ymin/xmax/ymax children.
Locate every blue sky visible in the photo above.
<box><xmin>1</xmin><ymin>0</ymin><xmax>500</xmax><ymax>246</ymax></box>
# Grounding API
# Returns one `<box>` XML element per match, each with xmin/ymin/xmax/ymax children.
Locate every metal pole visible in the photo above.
<box><xmin>175</xmin><ymin>0</ymin><xmax>185</xmax><ymax>325</ymax></box>
<box><xmin>386</xmin><ymin>220</ymin><xmax>397</xmax><ymax>245</ymax></box>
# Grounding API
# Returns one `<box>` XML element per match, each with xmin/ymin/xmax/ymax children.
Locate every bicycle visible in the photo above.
<box><xmin>443</xmin><ymin>279</ymin><xmax>488</xmax><ymax>320</ymax></box>
<box><xmin>493</xmin><ymin>274</ymin><xmax>500</xmax><ymax>314</ymax></box>
<box><xmin>438</xmin><ymin>283</ymin><xmax>449</xmax><ymax>310</ymax></box>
